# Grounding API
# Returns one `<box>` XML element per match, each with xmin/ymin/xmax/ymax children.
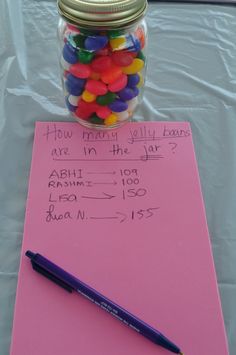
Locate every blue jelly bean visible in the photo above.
<box><xmin>126</xmin><ymin>35</ymin><xmax>141</xmax><ymax>52</ymax></box>
<box><xmin>65</xmin><ymin>80</ymin><xmax>83</xmax><ymax>96</ymax></box>
<box><xmin>118</xmin><ymin>87</ymin><xmax>135</xmax><ymax>101</ymax></box>
<box><xmin>84</xmin><ymin>35</ymin><xmax>108</xmax><ymax>51</ymax></box>
<box><xmin>67</xmin><ymin>74</ymin><xmax>86</xmax><ymax>88</ymax></box>
<box><xmin>109</xmin><ymin>99</ymin><xmax>128</xmax><ymax>112</ymax></box>
<box><xmin>132</xmin><ymin>86</ymin><xmax>139</xmax><ymax>97</ymax></box>
<box><xmin>65</xmin><ymin>96</ymin><xmax>77</xmax><ymax>112</ymax></box>
<box><xmin>62</xmin><ymin>43</ymin><xmax>78</xmax><ymax>64</ymax></box>
<box><xmin>127</xmin><ymin>74</ymin><xmax>140</xmax><ymax>88</ymax></box>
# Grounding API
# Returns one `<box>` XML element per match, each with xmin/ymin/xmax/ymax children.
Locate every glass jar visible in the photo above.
<box><xmin>57</xmin><ymin>0</ymin><xmax>148</xmax><ymax>129</ymax></box>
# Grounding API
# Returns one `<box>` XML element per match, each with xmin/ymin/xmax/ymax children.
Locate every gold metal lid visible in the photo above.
<box><xmin>57</xmin><ymin>0</ymin><xmax>147</xmax><ymax>27</ymax></box>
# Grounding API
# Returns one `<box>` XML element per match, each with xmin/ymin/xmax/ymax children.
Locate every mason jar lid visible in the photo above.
<box><xmin>57</xmin><ymin>0</ymin><xmax>147</xmax><ymax>27</ymax></box>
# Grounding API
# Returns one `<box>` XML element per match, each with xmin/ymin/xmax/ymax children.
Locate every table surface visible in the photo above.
<box><xmin>0</xmin><ymin>1</ymin><xmax>235</xmax><ymax>354</ymax></box>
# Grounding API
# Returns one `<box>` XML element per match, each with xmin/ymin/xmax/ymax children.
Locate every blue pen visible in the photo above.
<box><xmin>25</xmin><ymin>250</ymin><xmax>184</xmax><ymax>355</ymax></box>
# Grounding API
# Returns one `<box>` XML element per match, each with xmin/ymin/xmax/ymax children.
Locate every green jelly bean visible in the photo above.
<box><xmin>96</xmin><ymin>92</ymin><xmax>116</xmax><ymax>106</ymax></box>
<box><xmin>137</xmin><ymin>51</ymin><xmax>146</xmax><ymax>62</ymax></box>
<box><xmin>73</xmin><ymin>34</ymin><xmax>85</xmax><ymax>48</ymax></box>
<box><xmin>89</xmin><ymin>114</ymin><xmax>104</xmax><ymax>125</ymax></box>
<box><xmin>79</xmin><ymin>28</ymin><xmax>95</xmax><ymax>36</ymax></box>
<box><xmin>78</xmin><ymin>49</ymin><xmax>94</xmax><ymax>64</ymax></box>
<box><xmin>108</xmin><ymin>29</ymin><xmax>125</xmax><ymax>39</ymax></box>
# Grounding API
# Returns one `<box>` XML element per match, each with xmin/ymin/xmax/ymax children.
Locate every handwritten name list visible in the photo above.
<box><xmin>30</xmin><ymin>121</ymin><xmax>192</xmax><ymax>228</ymax></box>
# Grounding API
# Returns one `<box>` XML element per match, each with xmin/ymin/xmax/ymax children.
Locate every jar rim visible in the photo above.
<box><xmin>57</xmin><ymin>0</ymin><xmax>147</xmax><ymax>28</ymax></box>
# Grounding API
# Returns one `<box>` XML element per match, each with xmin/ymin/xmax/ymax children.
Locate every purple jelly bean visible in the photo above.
<box><xmin>65</xmin><ymin>80</ymin><xmax>83</xmax><ymax>96</ymax></box>
<box><xmin>109</xmin><ymin>99</ymin><xmax>128</xmax><ymax>112</ymax></box>
<box><xmin>118</xmin><ymin>87</ymin><xmax>135</xmax><ymax>101</ymax></box>
<box><xmin>132</xmin><ymin>86</ymin><xmax>139</xmax><ymax>97</ymax></box>
<box><xmin>62</xmin><ymin>43</ymin><xmax>78</xmax><ymax>64</ymax></box>
<box><xmin>65</xmin><ymin>96</ymin><xmax>77</xmax><ymax>112</ymax></box>
<box><xmin>67</xmin><ymin>74</ymin><xmax>86</xmax><ymax>88</ymax></box>
<box><xmin>84</xmin><ymin>35</ymin><xmax>108</xmax><ymax>51</ymax></box>
<box><xmin>127</xmin><ymin>74</ymin><xmax>140</xmax><ymax>88</ymax></box>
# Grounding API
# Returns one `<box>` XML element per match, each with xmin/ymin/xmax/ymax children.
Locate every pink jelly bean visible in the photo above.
<box><xmin>100</xmin><ymin>64</ymin><xmax>123</xmax><ymax>84</ymax></box>
<box><xmin>111</xmin><ymin>51</ymin><xmax>134</xmax><ymax>67</ymax></box>
<box><xmin>85</xmin><ymin>79</ymin><xmax>108</xmax><ymax>95</ymax></box>
<box><xmin>108</xmin><ymin>73</ymin><xmax>127</xmax><ymax>92</ymax></box>
<box><xmin>96</xmin><ymin>105</ymin><xmax>111</xmax><ymax>119</ymax></box>
<box><xmin>67</xmin><ymin>24</ymin><xmax>80</xmax><ymax>33</ymax></box>
<box><xmin>70</xmin><ymin>63</ymin><xmax>91</xmax><ymax>78</ymax></box>
<box><xmin>91</xmin><ymin>56</ymin><xmax>112</xmax><ymax>73</ymax></box>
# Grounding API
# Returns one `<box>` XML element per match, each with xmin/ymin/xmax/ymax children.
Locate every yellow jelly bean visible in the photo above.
<box><xmin>82</xmin><ymin>90</ymin><xmax>96</xmax><ymax>103</ymax></box>
<box><xmin>122</xmin><ymin>58</ymin><xmax>144</xmax><ymax>75</ymax></box>
<box><xmin>109</xmin><ymin>37</ymin><xmax>126</xmax><ymax>50</ymax></box>
<box><xmin>137</xmin><ymin>72</ymin><xmax>144</xmax><ymax>88</ymax></box>
<box><xmin>104</xmin><ymin>113</ymin><xmax>118</xmax><ymax>126</ymax></box>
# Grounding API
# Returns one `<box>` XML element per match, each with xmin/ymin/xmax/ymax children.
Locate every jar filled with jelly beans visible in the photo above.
<box><xmin>57</xmin><ymin>0</ymin><xmax>148</xmax><ymax>129</ymax></box>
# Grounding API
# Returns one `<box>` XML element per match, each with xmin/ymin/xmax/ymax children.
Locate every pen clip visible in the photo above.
<box><xmin>31</xmin><ymin>260</ymin><xmax>73</xmax><ymax>293</ymax></box>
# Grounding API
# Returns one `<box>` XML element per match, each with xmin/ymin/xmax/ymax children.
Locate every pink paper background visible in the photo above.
<box><xmin>10</xmin><ymin>121</ymin><xmax>228</xmax><ymax>355</ymax></box>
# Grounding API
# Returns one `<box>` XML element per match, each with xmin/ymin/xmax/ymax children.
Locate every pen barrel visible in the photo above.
<box><xmin>76</xmin><ymin>282</ymin><xmax>181</xmax><ymax>354</ymax></box>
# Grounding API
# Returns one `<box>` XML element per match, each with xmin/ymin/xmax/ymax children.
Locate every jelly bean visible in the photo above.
<box><xmin>85</xmin><ymin>35</ymin><xmax>108</xmax><ymax>51</ymax></box>
<box><xmin>135</xmin><ymin>27</ymin><xmax>145</xmax><ymax>49</ymax></box>
<box><xmin>78</xmin><ymin>49</ymin><xmax>94</xmax><ymax>64</ymax></box>
<box><xmin>67</xmin><ymin>24</ymin><xmax>80</xmax><ymax>32</ymax></box>
<box><xmin>60</xmin><ymin>57</ymin><xmax>71</xmax><ymax>71</ymax></box>
<box><xmin>68</xmin><ymin>95</ymin><xmax>80</xmax><ymax>106</ymax></box>
<box><xmin>137</xmin><ymin>51</ymin><xmax>145</xmax><ymax>62</ymax></box>
<box><xmin>67</xmin><ymin>73</ymin><xmax>86</xmax><ymax>88</ymax></box>
<box><xmin>65</xmin><ymin>96</ymin><xmax>77</xmax><ymax>112</ymax></box>
<box><xmin>89</xmin><ymin>71</ymin><xmax>101</xmax><ymax>80</ymax></box>
<box><xmin>108</xmin><ymin>29</ymin><xmax>125</xmax><ymax>39</ymax></box>
<box><xmin>96</xmin><ymin>92</ymin><xmax>116</xmax><ymax>106</ymax></box>
<box><xmin>132</xmin><ymin>86</ymin><xmax>139</xmax><ymax>97</ymax></box>
<box><xmin>104</xmin><ymin>113</ymin><xmax>118</xmax><ymax>126</ymax></box>
<box><xmin>75</xmin><ymin>100</ymin><xmax>98</xmax><ymax>119</ymax></box>
<box><xmin>85</xmin><ymin>79</ymin><xmax>107</xmax><ymax>95</ymax></box>
<box><xmin>96</xmin><ymin>105</ymin><xmax>111</xmax><ymax>119</ymax></box>
<box><xmin>62</xmin><ymin>43</ymin><xmax>78</xmax><ymax>64</ymax></box>
<box><xmin>127</xmin><ymin>74</ymin><xmax>140</xmax><ymax>87</ymax></box>
<box><xmin>96</xmin><ymin>45</ymin><xmax>110</xmax><ymax>56</ymax></box>
<box><xmin>72</xmin><ymin>34</ymin><xmax>85</xmax><ymax>48</ymax></box>
<box><xmin>108</xmin><ymin>74</ymin><xmax>127</xmax><ymax>92</ymax></box>
<box><xmin>101</xmin><ymin>65</ymin><xmax>123</xmax><ymax>84</ymax></box>
<box><xmin>108</xmin><ymin>99</ymin><xmax>128</xmax><ymax>112</ymax></box>
<box><xmin>127</xmin><ymin>97</ymin><xmax>138</xmax><ymax>112</ymax></box>
<box><xmin>122</xmin><ymin>58</ymin><xmax>144</xmax><ymax>75</ymax></box>
<box><xmin>89</xmin><ymin>114</ymin><xmax>105</xmax><ymax>125</ymax></box>
<box><xmin>82</xmin><ymin>90</ymin><xmax>96</xmax><ymax>103</ymax></box>
<box><xmin>130</xmin><ymin>35</ymin><xmax>141</xmax><ymax>52</ymax></box>
<box><xmin>65</xmin><ymin>80</ymin><xmax>83</xmax><ymax>96</ymax></box>
<box><xmin>111</xmin><ymin>51</ymin><xmax>133</xmax><ymax>67</ymax></box>
<box><xmin>118</xmin><ymin>87</ymin><xmax>135</xmax><ymax>101</ymax></box>
<box><xmin>115</xmin><ymin>110</ymin><xmax>129</xmax><ymax>121</ymax></box>
<box><xmin>109</xmin><ymin>37</ymin><xmax>126</xmax><ymax>50</ymax></box>
<box><xmin>91</xmin><ymin>56</ymin><xmax>112</xmax><ymax>73</ymax></box>
<box><xmin>137</xmin><ymin>72</ymin><xmax>144</xmax><ymax>88</ymax></box>
<box><xmin>70</xmin><ymin>63</ymin><xmax>91</xmax><ymax>78</ymax></box>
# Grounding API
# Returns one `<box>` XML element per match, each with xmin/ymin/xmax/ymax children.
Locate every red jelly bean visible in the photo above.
<box><xmin>70</xmin><ymin>63</ymin><xmax>91</xmax><ymax>78</ymax></box>
<box><xmin>96</xmin><ymin>45</ymin><xmax>110</xmax><ymax>56</ymax></box>
<box><xmin>108</xmin><ymin>73</ymin><xmax>127</xmax><ymax>92</ymax></box>
<box><xmin>100</xmin><ymin>64</ymin><xmax>123</xmax><ymax>84</ymax></box>
<box><xmin>85</xmin><ymin>79</ymin><xmax>108</xmax><ymax>95</ymax></box>
<box><xmin>96</xmin><ymin>105</ymin><xmax>111</xmax><ymax>119</ymax></box>
<box><xmin>111</xmin><ymin>51</ymin><xmax>134</xmax><ymax>67</ymax></box>
<box><xmin>91</xmin><ymin>56</ymin><xmax>112</xmax><ymax>73</ymax></box>
<box><xmin>75</xmin><ymin>99</ymin><xmax>98</xmax><ymax>119</ymax></box>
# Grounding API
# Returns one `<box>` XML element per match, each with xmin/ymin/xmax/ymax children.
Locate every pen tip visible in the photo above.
<box><xmin>179</xmin><ymin>352</ymin><xmax>184</xmax><ymax>355</ymax></box>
